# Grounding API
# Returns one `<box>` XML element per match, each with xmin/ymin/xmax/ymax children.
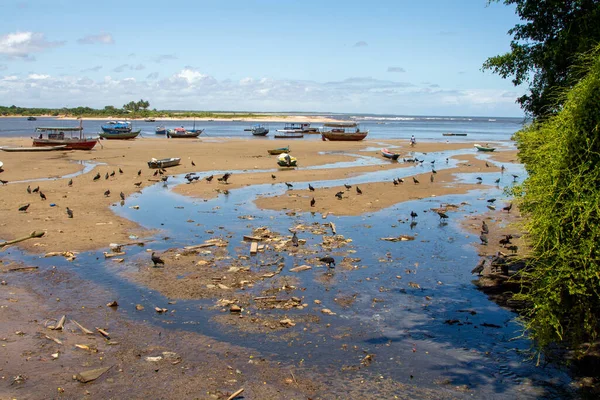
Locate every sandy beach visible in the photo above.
<box><xmin>0</xmin><ymin>135</ymin><xmax>530</xmax><ymax>399</ymax></box>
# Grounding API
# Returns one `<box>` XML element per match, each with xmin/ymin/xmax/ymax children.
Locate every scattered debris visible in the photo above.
<box><xmin>0</xmin><ymin>231</ymin><xmax>45</xmax><ymax>248</ymax></box>
<box><xmin>381</xmin><ymin>235</ymin><xmax>415</xmax><ymax>242</ymax></box>
<box><xmin>74</xmin><ymin>366</ymin><xmax>112</xmax><ymax>383</ymax></box>
<box><xmin>72</xmin><ymin>320</ymin><xmax>94</xmax><ymax>335</ymax></box>
<box><xmin>290</xmin><ymin>265</ymin><xmax>312</xmax><ymax>272</ymax></box>
<box><xmin>227</xmin><ymin>388</ymin><xmax>244</xmax><ymax>400</ymax></box>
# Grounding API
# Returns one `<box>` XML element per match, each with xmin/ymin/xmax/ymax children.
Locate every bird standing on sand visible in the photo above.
<box><xmin>119</xmin><ymin>168</ymin><xmax>124</xmax><ymax>174</ymax></box>
<box><xmin>356</xmin><ymin>186</ymin><xmax>362</xmax><ymax>194</ymax></box>
<box><xmin>335</xmin><ymin>191</ymin><xmax>344</xmax><ymax>200</ymax></box>
<box><xmin>161</xmin><ymin>176</ymin><xmax>168</xmax><ymax>183</ymax></box>
<box><xmin>481</xmin><ymin>220</ymin><xmax>489</xmax><ymax>234</ymax></box>
<box><xmin>413</xmin><ymin>177</ymin><xmax>419</xmax><ymax>184</ymax></box>
<box><xmin>471</xmin><ymin>258</ymin><xmax>486</xmax><ymax>275</ymax></box>
<box><xmin>104</xmin><ymin>190</ymin><xmax>111</xmax><ymax>197</ymax></box>
<box><xmin>68</xmin><ymin>179</ymin><xmax>73</xmax><ymax>187</ymax></box>
<box><xmin>93</xmin><ymin>173</ymin><xmax>100</xmax><ymax>181</ymax></box>
<box><xmin>110</xmin><ymin>171</ymin><xmax>116</xmax><ymax>177</ymax></box>
<box><xmin>344</xmin><ymin>184</ymin><xmax>352</xmax><ymax>190</ymax></box>
<box><xmin>480</xmin><ymin>233</ymin><xmax>488</xmax><ymax>245</ymax></box>
<box><xmin>32</xmin><ymin>186</ymin><xmax>39</xmax><ymax>193</ymax></box>
<box><xmin>430</xmin><ymin>174</ymin><xmax>434</xmax><ymax>183</ymax></box>
<box><xmin>151</xmin><ymin>252</ymin><xmax>165</xmax><ymax>267</ymax></box>
<box><xmin>137</xmin><ymin>169</ymin><xmax>142</xmax><ymax>176</ymax></box>
<box><xmin>308</xmin><ymin>183</ymin><xmax>315</xmax><ymax>191</ymax></box>
<box><xmin>134</xmin><ymin>181</ymin><xmax>142</xmax><ymax>187</ymax></box>
<box><xmin>18</xmin><ymin>203</ymin><xmax>30</xmax><ymax>212</ymax></box>
<box><xmin>502</xmin><ymin>203</ymin><xmax>513</xmax><ymax>213</ymax></box>
<box><xmin>0</xmin><ymin>179</ymin><xmax>7</xmax><ymax>185</ymax></box>
<box><xmin>393</xmin><ymin>179</ymin><xmax>398</xmax><ymax>186</ymax></box>
<box><xmin>291</xmin><ymin>232</ymin><xmax>298</xmax><ymax>247</ymax></box>
<box><xmin>432</xmin><ymin>168</ymin><xmax>437</xmax><ymax>174</ymax></box>
<box><xmin>120</xmin><ymin>192</ymin><xmax>125</xmax><ymax>201</ymax></box>
<box><xmin>66</xmin><ymin>207</ymin><xmax>73</xmax><ymax>218</ymax></box>
<box><xmin>191</xmin><ymin>160</ymin><xmax>195</xmax><ymax>166</ymax></box>
<box><xmin>105</xmin><ymin>172</ymin><xmax>109</xmax><ymax>180</ymax></box>
<box><xmin>205</xmin><ymin>175</ymin><xmax>214</xmax><ymax>182</ymax></box>
<box><xmin>27</xmin><ymin>185</ymin><xmax>31</xmax><ymax>194</ymax></box>
<box><xmin>39</xmin><ymin>191</ymin><xmax>46</xmax><ymax>200</ymax></box>
<box><xmin>153</xmin><ymin>170</ymin><xmax>159</xmax><ymax>176</ymax></box>
<box><xmin>218</xmin><ymin>173</ymin><xmax>231</xmax><ymax>183</ymax></box>
<box><xmin>485</xmin><ymin>162</ymin><xmax>490</xmax><ymax>168</ymax></box>
<box><xmin>271</xmin><ymin>174</ymin><xmax>276</xmax><ymax>180</ymax></box>
<box><xmin>319</xmin><ymin>256</ymin><xmax>336</xmax><ymax>268</ymax></box>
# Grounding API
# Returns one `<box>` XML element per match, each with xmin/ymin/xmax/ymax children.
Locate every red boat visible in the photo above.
<box><xmin>33</xmin><ymin>126</ymin><xmax>98</xmax><ymax>150</ymax></box>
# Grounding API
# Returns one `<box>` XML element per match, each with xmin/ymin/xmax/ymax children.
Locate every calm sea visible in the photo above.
<box><xmin>0</xmin><ymin>114</ymin><xmax>525</xmax><ymax>142</ymax></box>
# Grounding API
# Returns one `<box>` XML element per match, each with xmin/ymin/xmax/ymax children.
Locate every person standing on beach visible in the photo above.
<box><xmin>410</xmin><ymin>135</ymin><xmax>416</xmax><ymax>146</ymax></box>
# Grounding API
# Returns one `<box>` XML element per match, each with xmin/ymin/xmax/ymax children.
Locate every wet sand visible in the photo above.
<box><xmin>0</xmin><ymin>136</ymin><xmax>530</xmax><ymax>398</ymax></box>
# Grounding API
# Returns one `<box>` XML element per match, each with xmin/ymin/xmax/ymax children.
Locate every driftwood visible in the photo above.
<box><xmin>250</xmin><ymin>242</ymin><xmax>258</xmax><ymax>255</ymax></box>
<box><xmin>96</xmin><ymin>327</ymin><xmax>110</xmax><ymax>340</ymax></box>
<box><xmin>0</xmin><ymin>231</ymin><xmax>45</xmax><ymax>248</ymax></box>
<box><xmin>44</xmin><ymin>335</ymin><xmax>62</xmax><ymax>345</ymax></box>
<box><xmin>329</xmin><ymin>222</ymin><xmax>337</xmax><ymax>235</ymax></box>
<box><xmin>72</xmin><ymin>320</ymin><xmax>94</xmax><ymax>335</ymax></box>
<box><xmin>253</xmin><ymin>296</ymin><xmax>277</xmax><ymax>301</ymax></box>
<box><xmin>183</xmin><ymin>243</ymin><xmax>215</xmax><ymax>251</ymax></box>
<box><xmin>227</xmin><ymin>388</ymin><xmax>244</xmax><ymax>400</ymax></box>
<box><xmin>243</xmin><ymin>235</ymin><xmax>262</xmax><ymax>242</ymax></box>
<box><xmin>7</xmin><ymin>266</ymin><xmax>39</xmax><ymax>272</ymax></box>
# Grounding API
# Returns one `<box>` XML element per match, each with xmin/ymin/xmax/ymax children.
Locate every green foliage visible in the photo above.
<box><xmin>513</xmin><ymin>45</ymin><xmax>600</xmax><ymax>352</ymax></box>
<box><xmin>483</xmin><ymin>0</ymin><xmax>600</xmax><ymax>118</ymax></box>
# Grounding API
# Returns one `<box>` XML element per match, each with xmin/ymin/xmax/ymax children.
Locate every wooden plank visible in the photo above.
<box><xmin>250</xmin><ymin>242</ymin><xmax>258</xmax><ymax>255</ymax></box>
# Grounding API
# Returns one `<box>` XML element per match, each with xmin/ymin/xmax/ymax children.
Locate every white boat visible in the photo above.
<box><xmin>248</xmin><ymin>124</ymin><xmax>269</xmax><ymax>136</ymax></box>
<box><xmin>276</xmin><ymin>122</ymin><xmax>318</xmax><ymax>134</ymax></box>
<box><xmin>147</xmin><ymin>157</ymin><xmax>181</xmax><ymax>169</ymax></box>
<box><xmin>1</xmin><ymin>145</ymin><xmax>68</xmax><ymax>152</ymax></box>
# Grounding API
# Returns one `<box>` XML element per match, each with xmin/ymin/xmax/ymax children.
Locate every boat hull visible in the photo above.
<box><xmin>274</xmin><ymin>133</ymin><xmax>303</xmax><ymax>139</ymax></box>
<box><xmin>147</xmin><ymin>157</ymin><xmax>181</xmax><ymax>169</ymax></box>
<box><xmin>381</xmin><ymin>148</ymin><xmax>400</xmax><ymax>160</ymax></box>
<box><xmin>267</xmin><ymin>147</ymin><xmax>290</xmax><ymax>155</ymax></box>
<box><xmin>32</xmin><ymin>138</ymin><xmax>97</xmax><ymax>150</ymax></box>
<box><xmin>167</xmin><ymin>129</ymin><xmax>202</xmax><ymax>138</ymax></box>
<box><xmin>321</xmin><ymin>131</ymin><xmax>368</xmax><ymax>141</ymax></box>
<box><xmin>474</xmin><ymin>144</ymin><xmax>496</xmax><ymax>152</ymax></box>
<box><xmin>99</xmin><ymin>130</ymin><xmax>141</xmax><ymax>140</ymax></box>
<box><xmin>2</xmin><ymin>145</ymin><xmax>67</xmax><ymax>152</ymax></box>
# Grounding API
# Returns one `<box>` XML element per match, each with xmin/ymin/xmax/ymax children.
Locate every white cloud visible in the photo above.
<box><xmin>28</xmin><ymin>73</ymin><xmax>49</xmax><ymax>80</ymax></box>
<box><xmin>176</xmin><ymin>68</ymin><xmax>209</xmax><ymax>83</ymax></box>
<box><xmin>77</xmin><ymin>33</ymin><xmax>114</xmax><ymax>45</ymax></box>
<box><xmin>0</xmin><ymin>31</ymin><xmax>64</xmax><ymax>60</ymax></box>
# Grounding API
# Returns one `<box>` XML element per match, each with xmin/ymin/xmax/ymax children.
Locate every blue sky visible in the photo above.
<box><xmin>0</xmin><ymin>0</ymin><xmax>525</xmax><ymax>117</ymax></box>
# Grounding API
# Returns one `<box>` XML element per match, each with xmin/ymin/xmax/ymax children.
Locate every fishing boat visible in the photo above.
<box><xmin>33</xmin><ymin>125</ymin><xmax>98</xmax><ymax>150</ymax></box>
<box><xmin>99</xmin><ymin>130</ymin><xmax>141</xmax><ymax>140</ymax></box>
<box><xmin>1</xmin><ymin>145</ymin><xmax>67</xmax><ymax>152</ymax></box>
<box><xmin>276</xmin><ymin>122</ymin><xmax>318</xmax><ymax>134</ymax></box>
<box><xmin>381</xmin><ymin>148</ymin><xmax>400</xmax><ymax>160</ymax></box>
<box><xmin>274</xmin><ymin>131</ymin><xmax>303</xmax><ymax>139</ymax></box>
<box><xmin>155</xmin><ymin>126</ymin><xmax>167</xmax><ymax>135</ymax></box>
<box><xmin>442</xmin><ymin>133</ymin><xmax>468</xmax><ymax>136</ymax></box>
<box><xmin>27</xmin><ymin>116</ymin><xmax>37</xmax><ymax>121</ymax></box>
<box><xmin>101</xmin><ymin>120</ymin><xmax>132</xmax><ymax>134</ymax></box>
<box><xmin>321</xmin><ymin>123</ymin><xmax>368</xmax><ymax>141</ymax></box>
<box><xmin>267</xmin><ymin>146</ymin><xmax>290</xmax><ymax>155</ymax></box>
<box><xmin>245</xmin><ymin>124</ymin><xmax>269</xmax><ymax>136</ymax></box>
<box><xmin>474</xmin><ymin>143</ymin><xmax>496</xmax><ymax>152</ymax></box>
<box><xmin>277</xmin><ymin>153</ymin><xmax>297</xmax><ymax>167</ymax></box>
<box><xmin>144</xmin><ymin>118</ymin><xmax>156</xmax><ymax>122</ymax></box>
<box><xmin>167</xmin><ymin>127</ymin><xmax>203</xmax><ymax>138</ymax></box>
<box><xmin>147</xmin><ymin>157</ymin><xmax>181</xmax><ymax>169</ymax></box>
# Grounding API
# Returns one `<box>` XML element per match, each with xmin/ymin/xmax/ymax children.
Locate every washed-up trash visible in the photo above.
<box><xmin>381</xmin><ymin>235</ymin><xmax>415</xmax><ymax>242</ymax></box>
<box><xmin>74</xmin><ymin>366</ymin><xmax>112</xmax><ymax>383</ymax></box>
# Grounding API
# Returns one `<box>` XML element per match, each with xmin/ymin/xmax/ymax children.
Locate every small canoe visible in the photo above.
<box><xmin>99</xmin><ymin>130</ymin><xmax>141</xmax><ymax>140</ymax></box>
<box><xmin>167</xmin><ymin>129</ymin><xmax>202</xmax><ymax>138</ymax></box>
<box><xmin>274</xmin><ymin>132</ymin><xmax>303</xmax><ymax>139</ymax></box>
<box><xmin>1</xmin><ymin>145</ymin><xmax>67</xmax><ymax>152</ymax></box>
<box><xmin>147</xmin><ymin>157</ymin><xmax>181</xmax><ymax>169</ymax></box>
<box><xmin>381</xmin><ymin>148</ymin><xmax>400</xmax><ymax>160</ymax></box>
<box><xmin>474</xmin><ymin>144</ymin><xmax>496</xmax><ymax>152</ymax></box>
<box><xmin>268</xmin><ymin>147</ymin><xmax>290</xmax><ymax>155</ymax></box>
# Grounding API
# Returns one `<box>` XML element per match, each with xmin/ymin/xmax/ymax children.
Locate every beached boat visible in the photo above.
<box><xmin>99</xmin><ymin>130</ymin><xmax>141</xmax><ymax>140</ymax></box>
<box><xmin>474</xmin><ymin>143</ymin><xmax>496</xmax><ymax>152</ymax></box>
<box><xmin>443</xmin><ymin>133</ymin><xmax>468</xmax><ymax>136</ymax></box>
<box><xmin>101</xmin><ymin>121</ymin><xmax>132</xmax><ymax>134</ymax></box>
<box><xmin>27</xmin><ymin>116</ymin><xmax>37</xmax><ymax>121</ymax></box>
<box><xmin>321</xmin><ymin>123</ymin><xmax>368</xmax><ymax>141</ymax></box>
<box><xmin>1</xmin><ymin>145</ymin><xmax>67</xmax><ymax>152</ymax></box>
<box><xmin>147</xmin><ymin>157</ymin><xmax>181</xmax><ymax>169</ymax></box>
<box><xmin>33</xmin><ymin>126</ymin><xmax>98</xmax><ymax>150</ymax></box>
<box><xmin>167</xmin><ymin>127</ymin><xmax>203</xmax><ymax>138</ymax></box>
<box><xmin>246</xmin><ymin>124</ymin><xmax>269</xmax><ymax>136</ymax></box>
<box><xmin>274</xmin><ymin>132</ymin><xmax>304</xmax><ymax>139</ymax></box>
<box><xmin>277</xmin><ymin>153</ymin><xmax>297</xmax><ymax>167</ymax></box>
<box><xmin>155</xmin><ymin>126</ymin><xmax>167</xmax><ymax>135</ymax></box>
<box><xmin>381</xmin><ymin>148</ymin><xmax>400</xmax><ymax>160</ymax></box>
<box><xmin>267</xmin><ymin>146</ymin><xmax>290</xmax><ymax>155</ymax></box>
<box><xmin>276</xmin><ymin>122</ymin><xmax>318</xmax><ymax>134</ymax></box>
<box><xmin>144</xmin><ymin>118</ymin><xmax>156</xmax><ymax>122</ymax></box>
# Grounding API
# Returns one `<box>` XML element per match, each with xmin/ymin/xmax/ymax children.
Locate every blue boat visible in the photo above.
<box><xmin>101</xmin><ymin>120</ymin><xmax>132</xmax><ymax>134</ymax></box>
<box><xmin>155</xmin><ymin>125</ymin><xmax>167</xmax><ymax>135</ymax></box>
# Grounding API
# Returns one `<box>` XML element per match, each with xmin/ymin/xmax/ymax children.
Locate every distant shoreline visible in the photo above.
<box><xmin>0</xmin><ymin>114</ymin><xmax>343</xmax><ymax>123</ymax></box>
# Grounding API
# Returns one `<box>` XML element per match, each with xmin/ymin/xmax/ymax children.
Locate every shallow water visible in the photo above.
<box><xmin>1</xmin><ymin>145</ymin><xmax>575</xmax><ymax>399</ymax></box>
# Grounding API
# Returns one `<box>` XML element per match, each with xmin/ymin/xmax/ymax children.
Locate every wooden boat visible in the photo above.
<box><xmin>274</xmin><ymin>132</ymin><xmax>303</xmax><ymax>139</ymax></box>
<box><xmin>246</xmin><ymin>124</ymin><xmax>269</xmax><ymax>136</ymax></box>
<box><xmin>443</xmin><ymin>133</ymin><xmax>467</xmax><ymax>136</ymax></box>
<box><xmin>101</xmin><ymin>121</ymin><xmax>132</xmax><ymax>134</ymax></box>
<box><xmin>381</xmin><ymin>148</ymin><xmax>400</xmax><ymax>160</ymax></box>
<box><xmin>147</xmin><ymin>157</ymin><xmax>181</xmax><ymax>169</ymax></box>
<box><xmin>155</xmin><ymin>126</ymin><xmax>167</xmax><ymax>135</ymax></box>
<box><xmin>321</xmin><ymin>123</ymin><xmax>368</xmax><ymax>141</ymax></box>
<box><xmin>267</xmin><ymin>146</ymin><xmax>290</xmax><ymax>155</ymax></box>
<box><xmin>277</xmin><ymin>153</ymin><xmax>297</xmax><ymax>167</ymax></box>
<box><xmin>474</xmin><ymin>143</ymin><xmax>496</xmax><ymax>152</ymax></box>
<box><xmin>99</xmin><ymin>130</ymin><xmax>141</xmax><ymax>140</ymax></box>
<box><xmin>1</xmin><ymin>145</ymin><xmax>67</xmax><ymax>152</ymax></box>
<box><xmin>167</xmin><ymin>127</ymin><xmax>202</xmax><ymax>138</ymax></box>
<box><xmin>27</xmin><ymin>116</ymin><xmax>37</xmax><ymax>121</ymax></box>
<box><xmin>144</xmin><ymin>118</ymin><xmax>156</xmax><ymax>122</ymax></box>
<box><xmin>33</xmin><ymin>126</ymin><xmax>98</xmax><ymax>150</ymax></box>
<box><xmin>276</xmin><ymin>122</ymin><xmax>318</xmax><ymax>134</ymax></box>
